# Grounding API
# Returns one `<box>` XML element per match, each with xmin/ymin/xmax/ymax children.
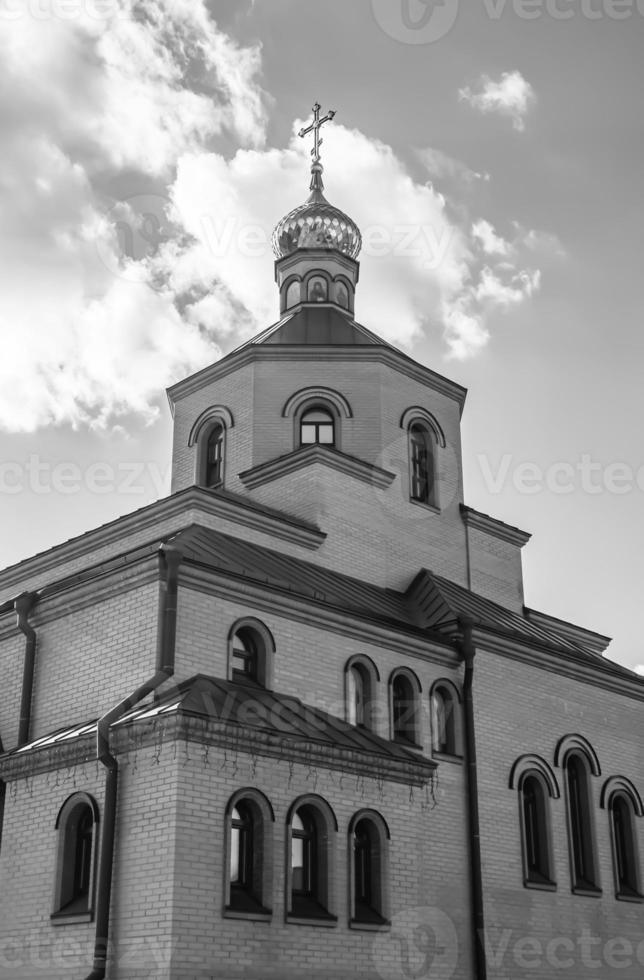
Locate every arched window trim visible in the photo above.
<box><xmin>606</xmin><ymin>791</ymin><xmax>643</xmax><ymax>902</ymax></box>
<box><xmin>429</xmin><ymin>679</ymin><xmax>463</xmax><ymax>760</ymax></box>
<box><xmin>515</xmin><ymin>770</ymin><xmax>557</xmax><ymax>891</ymax></box>
<box><xmin>554</xmin><ymin>734</ymin><xmax>601</xmax><ymax>776</ymax></box>
<box><xmin>600</xmin><ymin>776</ymin><xmax>644</xmax><ymax>816</ymax></box>
<box><xmin>344</xmin><ymin>655</ymin><xmax>380</xmax><ymax>731</ymax></box>
<box><xmin>509</xmin><ymin>754</ymin><xmax>561</xmax><ymax>798</ymax></box>
<box><xmin>189</xmin><ymin>406</ymin><xmax>234</xmax><ymax>490</ymax></box>
<box><xmin>388</xmin><ymin>668</ymin><xmax>422</xmax><ymax>747</ymax></box>
<box><xmin>52</xmin><ymin>792</ymin><xmax>99</xmax><ymax>923</ymax></box>
<box><xmin>223</xmin><ymin>788</ymin><xmax>274</xmax><ymax>918</ymax></box>
<box><xmin>286</xmin><ymin>795</ymin><xmax>338</xmax><ymax>924</ymax></box>
<box><xmin>399</xmin><ymin>407</ymin><xmax>446</xmax><ymax>448</ymax></box>
<box><xmin>563</xmin><ymin>750</ymin><xmax>601</xmax><ymax>896</ymax></box>
<box><xmin>302</xmin><ymin>269</ymin><xmax>333</xmax><ymax>294</ymax></box>
<box><xmin>227</xmin><ymin>618</ymin><xmax>275</xmax><ymax>689</ymax></box>
<box><xmin>333</xmin><ymin>275</ymin><xmax>354</xmax><ymax>313</ymax></box>
<box><xmin>348</xmin><ymin>809</ymin><xmax>391</xmax><ymax>928</ymax></box>
<box><xmin>282</xmin><ymin>387</ymin><xmax>353</xmax><ymax>420</ymax></box>
<box><xmin>188</xmin><ymin>405</ymin><xmax>235</xmax><ymax>447</ymax></box>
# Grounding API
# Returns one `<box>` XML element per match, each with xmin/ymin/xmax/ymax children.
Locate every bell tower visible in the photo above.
<box><xmin>271</xmin><ymin>103</ymin><xmax>361</xmax><ymax>317</ymax></box>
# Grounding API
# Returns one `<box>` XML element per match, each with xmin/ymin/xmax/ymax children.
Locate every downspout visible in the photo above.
<box><xmin>83</xmin><ymin>543</ymin><xmax>182</xmax><ymax>980</ymax></box>
<box><xmin>459</xmin><ymin>617</ymin><xmax>487</xmax><ymax>980</ymax></box>
<box><xmin>15</xmin><ymin>592</ymin><xmax>37</xmax><ymax>747</ymax></box>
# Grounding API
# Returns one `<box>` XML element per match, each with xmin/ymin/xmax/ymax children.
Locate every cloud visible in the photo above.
<box><xmin>459</xmin><ymin>71</ymin><xmax>536</xmax><ymax>132</ymax></box>
<box><xmin>471</xmin><ymin>220</ymin><xmax>511</xmax><ymax>256</ymax></box>
<box><xmin>0</xmin><ymin>0</ymin><xmax>266</xmax><ymax>431</ymax></box>
<box><xmin>418</xmin><ymin>147</ymin><xmax>490</xmax><ymax>185</ymax></box>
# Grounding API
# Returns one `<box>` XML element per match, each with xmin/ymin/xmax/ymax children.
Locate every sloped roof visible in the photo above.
<box><xmin>233</xmin><ymin>306</ymin><xmax>393</xmax><ymax>350</ymax></box>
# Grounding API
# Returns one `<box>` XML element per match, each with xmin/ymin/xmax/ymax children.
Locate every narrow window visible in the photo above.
<box><xmin>431</xmin><ymin>685</ymin><xmax>457</xmax><ymax>755</ymax></box>
<box><xmin>300</xmin><ymin>408</ymin><xmax>335</xmax><ymax>447</ymax></box>
<box><xmin>285</xmin><ymin>280</ymin><xmax>300</xmax><ymax>309</ymax></box>
<box><xmin>291</xmin><ymin>808</ymin><xmax>321</xmax><ymax>916</ymax></box>
<box><xmin>335</xmin><ymin>282</ymin><xmax>349</xmax><ymax>309</ymax></box>
<box><xmin>409</xmin><ymin>423</ymin><xmax>435</xmax><ymax>505</ymax></box>
<box><xmin>308</xmin><ymin>277</ymin><xmax>327</xmax><ymax>302</ymax></box>
<box><xmin>521</xmin><ymin>775</ymin><xmax>554</xmax><ymax>887</ymax></box>
<box><xmin>611</xmin><ymin>794</ymin><xmax>641</xmax><ymax>899</ymax></box>
<box><xmin>53</xmin><ymin>797</ymin><xmax>97</xmax><ymax>919</ymax></box>
<box><xmin>0</xmin><ymin>781</ymin><xmax>5</xmax><ymax>855</ymax></box>
<box><xmin>231</xmin><ymin>628</ymin><xmax>258</xmax><ymax>684</ymax></box>
<box><xmin>205</xmin><ymin>423</ymin><xmax>224</xmax><ymax>487</ymax></box>
<box><xmin>392</xmin><ymin>674</ymin><xmax>417</xmax><ymax>744</ymax></box>
<box><xmin>347</xmin><ymin>666</ymin><xmax>366</xmax><ymax>727</ymax></box>
<box><xmin>229</xmin><ymin>803</ymin><xmax>258</xmax><ymax>910</ymax></box>
<box><xmin>351</xmin><ymin>815</ymin><xmax>388</xmax><ymax>926</ymax></box>
<box><xmin>566</xmin><ymin>755</ymin><xmax>599</xmax><ymax>892</ymax></box>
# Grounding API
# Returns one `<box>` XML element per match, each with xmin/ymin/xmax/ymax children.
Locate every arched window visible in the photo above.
<box><xmin>347</xmin><ymin>666</ymin><xmax>366</xmax><ymax>727</ymax></box>
<box><xmin>308</xmin><ymin>276</ymin><xmax>328</xmax><ymax>303</ymax></box>
<box><xmin>285</xmin><ymin>279</ymin><xmax>300</xmax><ymax>309</ymax></box>
<box><xmin>520</xmin><ymin>774</ymin><xmax>555</xmax><ymax>888</ymax></box>
<box><xmin>409</xmin><ymin>423</ymin><xmax>436</xmax><ymax>506</ymax></box>
<box><xmin>565</xmin><ymin>754</ymin><xmax>600</xmax><ymax>893</ymax></box>
<box><xmin>225</xmin><ymin>790</ymin><xmax>273</xmax><ymax>916</ymax></box>
<box><xmin>228</xmin><ymin>620</ymin><xmax>274</xmax><ymax>689</ymax></box>
<box><xmin>287</xmin><ymin>798</ymin><xmax>337</xmax><ymax>921</ymax></box>
<box><xmin>390</xmin><ymin>671</ymin><xmax>420</xmax><ymax>745</ymax></box>
<box><xmin>0</xmin><ymin>780</ymin><xmax>4</xmax><ymax>856</ymax></box>
<box><xmin>204</xmin><ymin>423</ymin><xmax>224</xmax><ymax>487</ymax></box>
<box><xmin>345</xmin><ymin>656</ymin><xmax>379</xmax><ymax>732</ymax></box>
<box><xmin>609</xmin><ymin>793</ymin><xmax>642</xmax><ymax>900</ymax></box>
<box><xmin>335</xmin><ymin>282</ymin><xmax>349</xmax><ymax>309</ymax></box>
<box><xmin>431</xmin><ymin>683</ymin><xmax>460</xmax><ymax>757</ymax></box>
<box><xmin>351</xmin><ymin>813</ymin><xmax>389</xmax><ymax>926</ymax></box>
<box><xmin>53</xmin><ymin>794</ymin><xmax>98</xmax><ymax>920</ymax></box>
<box><xmin>300</xmin><ymin>407</ymin><xmax>335</xmax><ymax>447</ymax></box>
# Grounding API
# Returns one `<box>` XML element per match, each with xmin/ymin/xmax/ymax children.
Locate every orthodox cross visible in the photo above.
<box><xmin>298</xmin><ymin>102</ymin><xmax>336</xmax><ymax>167</ymax></box>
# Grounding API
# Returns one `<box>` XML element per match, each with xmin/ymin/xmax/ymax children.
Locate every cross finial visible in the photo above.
<box><xmin>298</xmin><ymin>102</ymin><xmax>336</xmax><ymax>194</ymax></box>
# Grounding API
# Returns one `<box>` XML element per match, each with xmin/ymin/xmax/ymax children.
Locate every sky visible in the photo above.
<box><xmin>1</xmin><ymin>0</ymin><xmax>643</xmax><ymax>674</ymax></box>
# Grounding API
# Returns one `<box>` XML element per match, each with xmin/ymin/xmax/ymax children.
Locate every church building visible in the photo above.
<box><xmin>0</xmin><ymin>105</ymin><xmax>642</xmax><ymax>980</ymax></box>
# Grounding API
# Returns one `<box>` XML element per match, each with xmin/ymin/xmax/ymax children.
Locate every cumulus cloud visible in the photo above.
<box><xmin>459</xmin><ymin>71</ymin><xmax>536</xmax><ymax>132</ymax></box>
<box><xmin>472</xmin><ymin>220</ymin><xmax>511</xmax><ymax>256</ymax></box>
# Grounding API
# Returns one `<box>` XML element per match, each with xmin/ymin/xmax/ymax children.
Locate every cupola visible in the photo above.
<box><xmin>272</xmin><ymin>103</ymin><xmax>361</xmax><ymax>317</ymax></box>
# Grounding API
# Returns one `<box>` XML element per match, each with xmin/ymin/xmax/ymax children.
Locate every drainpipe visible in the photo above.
<box><xmin>15</xmin><ymin>592</ymin><xmax>37</xmax><ymax>747</ymax></box>
<box><xmin>459</xmin><ymin>617</ymin><xmax>487</xmax><ymax>980</ymax></box>
<box><xmin>83</xmin><ymin>543</ymin><xmax>182</xmax><ymax>980</ymax></box>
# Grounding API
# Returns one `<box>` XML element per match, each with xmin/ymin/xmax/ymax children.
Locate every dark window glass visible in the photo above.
<box><xmin>353</xmin><ymin>819</ymin><xmax>386</xmax><ymax>924</ymax></box>
<box><xmin>432</xmin><ymin>687</ymin><xmax>456</xmax><ymax>755</ymax></box>
<box><xmin>566</xmin><ymin>756</ymin><xmax>598</xmax><ymax>891</ymax></box>
<box><xmin>300</xmin><ymin>408</ymin><xmax>335</xmax><ymax>447</ymax></box>
<box><xmin>292</xmin><ymin>810</ymin><xmax>315</xmax><ymax>896</ymax></box>
<box><xmin>232</xmin><ymin>629</ymin><xmax>258</xmax><ymax>684</ymax></box>
<box><xmin>348</xmin><ymin>666</ymin><xmax>366</xmax><ymax>727</ymax></box>
<box><xmin>230</xmin><ymin>804</ymin><xmax>253</xmax><ymax>889</ymax></box>
<box><xmin>205</xmin><ymin>424</ymin><xmax>224</xmax><ymax>487</ymax></box>
<box><xmin>392</xmin><ymin>675</ymin><xmax>416</xmax><ymax>743</ymax></box>
<box><xmin>522</xmin><ymin>776</ymin><xmax>552</xmax><ymax>885</ymax></box>
<box><xmin>58</xmin><ymin>802</ymin><xmax>94</xmax><ymax>915</ymax></box>
<box><xmin>612</xmin><ymin>795</ymin><xmax>640</xmax><ymax>898</ymax></box>
<box><xmin>410</xmin><ymin>424</ymin><xmax>435</xmax><ymax>504</ymax></box>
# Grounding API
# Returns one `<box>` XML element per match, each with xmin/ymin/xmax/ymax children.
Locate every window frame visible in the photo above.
<box><xmin>518</xmin><ymin>771</ymin><xmax>557</xmax><ymax>891</ymax></box>
<box><xmin>608</xmin><ymin>792</ymin><xmax>643</xmax><ymax>902</ymax></box>
<box><xmin>408</xmin><ymin>422</ymin><xmax>437</xmax><ymax>507</ymax></box>
<box><xmin>344</xmin><ymin>655</ymin><xmax>380</xmax><ymax>732</ymax></box>
<box><xmin>564</xmin><ymin>752</ymin><xmax>601</xmax><ymax>896</ymax></box>
<box><xmin>388</xmin><ymin>669</ymin><xmax>422</xmax><ymax>747</ymax></box>
<box><xmin>286</xmin><ymin>796</ymin><xmax>338</xmax><ymax>926</ymax></box>
<box><xmin>430</xmin><ymin>680</ymin><xmax>462</xmax><ymax>760</ymax></box>
<box><xmin>227</xmin><ymin>619</ymin><xmax>275</xmax><ymax>690</ymax></box>
<box><xmin>299</xmin><ymin>405</ymin><xmax>336</xmax><ymax>448</ymax></box>
<box><xmin>51</xmin><ymin>793</ymin><xmax>99</xmax><ymax>925</ymax></box>
<box><xmin>348</xmin><ymin>810</ymin><xmax>390</xmax><ymax>930</ymax></box>
<box><xmin>223</xmin><ymin>789</ymin><xmax>274</xmax><ymax>919</ymax></box>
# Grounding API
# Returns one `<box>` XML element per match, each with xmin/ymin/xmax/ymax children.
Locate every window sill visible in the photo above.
<box><xmin>410</xmin><ymin>498</ymin><xmax>441</xmax><ymax>515</ymax></box>
<box><xmin>51</xmin><ymin>911</ymin><xmax>93</xmax><ymax>926</ymax></box>
<box><xmin>432</xmin><ymin>751</ymin><xmax>463</xmax><ymax>765</ymax></box>
<box><xmin>223</xmin><ymin>908</ymin><xmax>272</xmax><ymax>921</ymax></box>
<box><xmin>523</xmin><ymin>878</ymin><xmax>557</xmax><ymax>892</ymax></box>
<box><xmin>615</xmin><ymin>890</ymin><xmax>644</xmax><ymax>904</ymax></box>
<box><xmin>393</xmin><ymin>737</ymin><xmax>423</xmax><ymax>751</ymax></box>
<box><xmin>349</xmin><ymin>918</ymin><xmax>391</xmax><ymax>932</ymax></box>
<box><xmin>286</xmin><ymin>914</ymin><xmax>338</xmax><ymax>928</ymax></box>
<box><xmin>571</xmin><ymin>884</ymin><xmax>602</xmax><ymax>898</ymax></box>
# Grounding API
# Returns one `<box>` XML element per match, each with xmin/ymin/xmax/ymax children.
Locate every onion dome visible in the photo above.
<box><xmin>271</xmin><ymin>163</ymin><xmax>362</xmax><ymax>260</ymax></box>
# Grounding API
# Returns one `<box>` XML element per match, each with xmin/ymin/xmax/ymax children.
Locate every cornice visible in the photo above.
<box><xmin>460</xmin><ymin>505</ymin><xmax>531</xmax><ymax>548</ymax></box>
<box><xmin>167</xmin><ymin>346</ymin><xmax>467</xmax><ymax>414</ymax></box>
<box><xmin>239</xmin><ymin>445</ymin><xmax>396</xmax><ymax>491</ymax></box>
<box><xmin>0</xmin><ymin>487</ymin><xmax>325</xmax><ymax>603</ymax></box>
<box><xmin>0</xmin><ymin>713</ymin><xmax>436</xmax><ymax>787</ymax></box>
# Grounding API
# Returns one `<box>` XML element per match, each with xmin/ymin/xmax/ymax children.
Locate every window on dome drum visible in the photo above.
<box><xmin>565</xmin><ymin>754</ymin><xmax>600</xmax><ymax>893</ymax></box>
<box><xmin>409</xmin><ymin>423</ymin><xmax>436</xmax><ymax>506</ymax></box>
<box><xmin>610</xmin><ymin>794</ymin><xmax>642</xmax><ymax>900</ymax></box>
<box><xmin>520</xmin><ymin>774</ymin><xmax>555</xmax><ymax>888</ymax></box>
<box><xmin>286</xmin><ymin>280</ymin><xmax>300</xmax><ymax>309</ymax></box>
<box><xmin>335</xmin><ymin>282</ymin><xmax>349</xmax><ymax>309</ymax></box>
<box><xmin>53</xmin><ymin>796</ymin><xmax>96</xmax><ymax>920</ymax></box>
<box><xmin>431</xmin><ymin>685</ymin><xmax>458</xmax><ymax>756</ymax></box>
<box><xmin>300</xmin><ymin>408</ymin><xmax>335</xmax><ymax>447</ymax></box>
<box><xmin>205</xmin><ymin>423</ymin><xmax>224</xmax><ymax>487</ymax></box>
<box><xmin>290</xmin><ymin>806</ymin><xmax>332</xmax><ymax>919</ymax></box>
<box><xmin>308</xmin><ymin>276</ymin><xmax>328</xmax><ymax>302</ymax></box>
<box><xmin>391</xmin><ymin>674</ymin><xmax>418</xmax><ymax>745</ymax></box>
<box><xmin>352</xmin><ymin>819</ymin><xmax>387</xmax><ymax>925</ymax></box>
<box><xmin>231</xmin><ymin>627</ymin><xmax>259</xmax><ymax>684</ymax></box>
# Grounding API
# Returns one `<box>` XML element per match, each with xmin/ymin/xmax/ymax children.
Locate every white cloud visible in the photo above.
<box><xmin>418</xmin><ymin>147</ymin><xmax>490</xmax><ymax>185</ymax></box>
<box><xmin>471</xmin><ymin>220</ymin><xmax>511</xmax><ymax>256</ymax></box>
<box><xmin>459</xmin><ymin>71</ymin><xmax>536</xmax><ymax>132</ymax></box>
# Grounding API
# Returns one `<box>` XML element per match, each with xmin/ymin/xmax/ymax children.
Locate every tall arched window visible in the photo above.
<box><xmin>409</xmin><ymin>423</ymin><xmax>436</xmax><ymax>506</ymax></box>
<box><xmin>430</xmin><ymin>683</ymin><xmax>460</xmax><ymax>757</ymax></box>
<box><xmin>231</xmin><ymin>628</ymin><xmax>258</xmax><ymax>684</ymax></box>
<box><xmin>347</xmin><ymin>665</ymin><xmax>366</xmax><ymax>727</ymax></box>
<box><xmin>300</xmin><ymin>407</ymin><xmax>335</xmax><ymax>446</ymax></box>
<box><xmin>565</xmin><ymin>754</ymin><xmax>600</xmax><ymax>893</ymax></box>
<box><xmin>53</xmin><ymin>794</ymin><xmax>98</xmax><ymax>920</ymax></box>
<box><xmin>205</xmin><ymin>423</ymin><xmax>224</xmax><ymax>488</ymax></box>
<box><xmin>228</xmin><ymin>620</ymin><xmax>274</xmax><ymax>689</ymax></box>
<box><xmin>390</xmin><ymin>671</ymin><xmax>420</xmax><ymax>745</ymax></box>
<box><xmin>287</xmin><ymin>798</ymin><xmax>336</xmax><ymax>921</ymax></box>
<box><xmin>351</xmin><ymin>816</ymin><xmax>389</xmax><ymax>925</ymax></box>
<box><xmin>225</xmin><ymin>790</ymin><xmax>273</xmax><ymax>916</ymax></box>
<box><xmin>285</xmin><ymin>279</ymin><xmax>301</xmax><ymax>309</ymax></box>
<box><xmin>521</xmin><ymin>774</ymin><xmax>555</xmax><ymax>888</ymax></box>
<box><xmin>308</xmin><ymin>276</ymin><xmax>328</xmax><ymax>302</ymax></box>
<box><xmin>610</xmin><ymin>793</ymin><xmax>642</xmax><ymax>900</ymax></box>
